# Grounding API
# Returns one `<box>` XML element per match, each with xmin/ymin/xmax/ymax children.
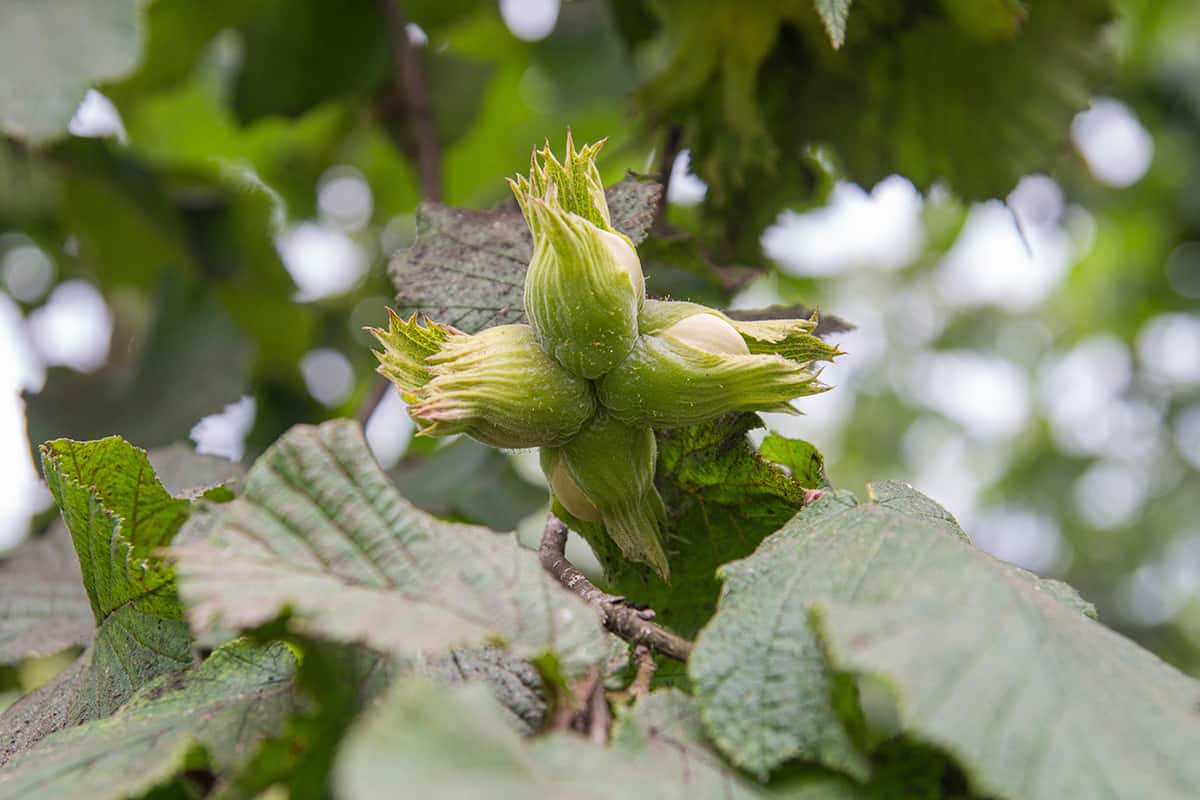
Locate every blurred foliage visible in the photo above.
<box><xmin>1</xmin><ymin>0</ymin><xmax>1199</xmax><ymax>761</ymax></box>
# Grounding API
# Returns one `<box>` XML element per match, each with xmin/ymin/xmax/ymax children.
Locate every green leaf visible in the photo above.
<box><xmin>0</xmin><ymin>640</ymin><xmax>297</xmax><ymax>800</ymax></box>
<box><xmin>389</xmin><ymin>438</ymin><xmax>545</xmax><ymax>531</ymax></box>
<box><xmin>692</xmin><ymin>481</ymin><xmax>1200</xmax><ymax>798</ymax></box>
<box><xmin>0</xmin><ymin>0</ymin><xmax>146</xmax><ymax>142</ymax></box>
<box><xmin>389</xmin><ymin>173</ymin><xmax>661</xmax><ymax>333</ymax></box>
<box><xmin>759</xmin><ymin>432</ymin><xmax>829</xmax><ymax>488</ymax></box>
<box><xmin>38</xmin><ymin>436</ymin><xmax>197</xmax><ymax>725</ymax></box>
<box><xmin>332</xmin><ymin>677</ymin><xmax>858</xmax><ymax>799</ymax></box>
<box><xmin>813</xmin><ymin>0</ymin><xmax>852</xmax><ymax>48</ymax></box>
<box><xmin>563</xmin><ymin>414</ymin><xmax>820</xmax><ymax>642</ymax></box>
<box><xmin>0</xmin><ymin>526</ymin><xmax>92</xmax><ymax>665</ymax></box>
<box><xmin>0</xmin><ymin>442</ymin><xmax>241</xmax><ymax>764</ymax></box>
<box><xmin>173</xmin><ymin>419</ymin><xmax>607</xmax><ymax>677</ymax></box>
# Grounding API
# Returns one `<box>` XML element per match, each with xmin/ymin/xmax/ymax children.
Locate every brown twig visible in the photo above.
<box><xmin>538</xmin><ymin>514</ymin><xmax>693</xmax><ymax>662</ymax></box>
<box><xmin>361</xmin><ymin>0</ymin><xmax>443</xmax><ymax>425</ymax></box>
<box><xmin>652</xmin><ymin>124</ymin><xmax>683</xmax><ymax>233</ymax></box>
<box><xmin>381</xmin><ymin>0</ymin><xmax>442</xmax><ymax>202</ymax></box>
<box><xmin>627</xmin><ymin>645</ymin><xmax>656</xmax><ymax>698</ymax></box>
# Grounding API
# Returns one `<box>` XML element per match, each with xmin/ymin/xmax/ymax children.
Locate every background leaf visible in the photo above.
<box><xmin>0</xmin><ymin>0</ymin><xmax>146</xmax><ymax>142</ymax></box>
<box><xmin>173</xmin><ymin>419</ymin><xmax>607</xmax><ymax>677</ymax></box>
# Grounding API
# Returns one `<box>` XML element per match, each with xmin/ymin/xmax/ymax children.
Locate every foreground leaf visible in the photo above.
<box><xmin>389</xmin><ymin>173</ymin><xmax>661</xmax><ymax>333</ymax></box>
<box><xmin>692</xmin><ymin>481</ymin><xmax>1200</xmax><ymax>798</ymax></box>
<box><xmin>38</xmin><ymin>437</ymin><xmax>196</xmax><ymax>725</ymax></box>
<box><xmin>0</xmin><ymin>0</ymin><xmax>145</xmax><ymax>142</ymax></box>
<box><xmin>332</xmin><ymin>678</ymin><xmax>855</xmax><ymax>800</ymax></box>
<box><xmin>0</xmin><ymin>640</ymin><xmax>297</xmax><ymax>800</ymax></box>
<box><xmin>174</xmin><ymin>420</ymin><xmax>607</xmax><ymax>677</ymax></box>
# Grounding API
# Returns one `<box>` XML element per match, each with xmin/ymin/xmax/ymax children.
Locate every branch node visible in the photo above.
<box><xmin>538</xmin><ymin>514</ymin><xmax>693</xmax><ymax>663</ymax></box>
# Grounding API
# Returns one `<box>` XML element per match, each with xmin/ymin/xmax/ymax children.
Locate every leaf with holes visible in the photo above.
<box><xmin>173</xmin><ymin>419</ymin><xmax>607</xmax><ymax>678</ymax></box>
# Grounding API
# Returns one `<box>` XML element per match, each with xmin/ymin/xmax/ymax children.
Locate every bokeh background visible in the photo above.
<box><xmin>2</xmin><ymin>0</ymin><xmax>1199</xmax><ymax>674</ymax></box>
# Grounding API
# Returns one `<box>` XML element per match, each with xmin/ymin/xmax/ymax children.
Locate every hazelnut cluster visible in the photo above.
<box><xmin>371</xmin><ymin>135</ymin><xmax>839</xmax><ymax>579</ymax></box>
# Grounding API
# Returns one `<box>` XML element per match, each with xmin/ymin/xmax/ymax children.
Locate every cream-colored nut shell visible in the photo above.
<box><xmin>661</xmin><ymin>313</ymin><xmax>750</xmax><ymax>355</ymax></box>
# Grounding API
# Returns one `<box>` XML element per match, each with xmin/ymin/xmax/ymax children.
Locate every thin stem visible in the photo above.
<box><xmin>538</xmin><ymin>514</ymin><xmax>693</xmax><ymax>663</ymax></box>
<box><xmin>382</xmin><ymin>0</ymin><xmax>442</xmax><ymax>202</ymax></box>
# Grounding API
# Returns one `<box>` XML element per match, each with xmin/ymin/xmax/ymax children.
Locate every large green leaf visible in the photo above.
<box><xmin>0</xmin><ymin>640</ymin><xmax>297</xmax><ymax>800</ymax></box>
<box><xmin>332</xmin><ymin>677</ymin><xmax>857</xmax><ymax>799</ymax></box>
<box><xmin>0</xmin><ymin>0</ymin><xmax>146</xmax><ymax>142</ymax></box>
<box><xmin>173</xmin><ymin>420</ymin><xmax>607</xmax><ymax>677</ymax></box>
<box><xmin>692</xmin><ymin>481</ymin><xmax>1200</xmax><ymax>798</ymax></box>
<box><xmin>388</xmin><ymin>173</ymin><xmax>661</xmax><ymax>332</ymax></box>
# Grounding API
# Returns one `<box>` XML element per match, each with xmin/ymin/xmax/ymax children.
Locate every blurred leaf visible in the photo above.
<box><xmin>0</xmin><ymin>0</ymin><xmax>146</xmax><ymax>142</ymax></box>
<box><xmin>389</xmin><ymin>173</ymin><xmax>660</xmax><ymax>332</ymax></box>
<box><xmin>389</xmin><ymin>438</ymin><xmax>545</xmax><ymax>531</ymax></box>
<box><xmin>104</xmin><ymin>0</ymin><xmax>264</xmax><ymax>102</ymax></box>
<box><xmin>173</xmin><ymin>420</ymin><xmax>607</xmax><ymax>677</ymax></box>
<box><xmin>0</xmin><ymin>526</ymin><xmax>91</xmax><ymax>666</ymax></box>
<box><xmin>814</xmin><ymin>0</ymin><xmax>853</xmax><ymax>48</ymax></box>
<box><xmin>692</xmin><ymin>481</ymin><xmax>1200</xmax><ymax>798</ymax></box>
<box><xmin>0</xmin><ymin>640</ymin><xmax>297</xmax><ymax>800</ymax></box>
<box><xmin>25</xmin><ymin>276</ymin><xmax>253</xmax><ymax>449</ymax></box>
<box><xmin>232</xmin><ymin>0</ymin><xmax>389</xmax><ymax>122</ymax></box>
<box><xmin>333</xmin><ymin>677</ymin><xmax>859</xmax><ymax>799</ymax></box>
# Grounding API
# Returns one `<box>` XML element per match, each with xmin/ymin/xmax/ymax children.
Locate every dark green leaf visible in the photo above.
<box><xmin>562</xmin><ymin>414</ymin><xmax>821</xmax><ymax>642</ymax></box>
